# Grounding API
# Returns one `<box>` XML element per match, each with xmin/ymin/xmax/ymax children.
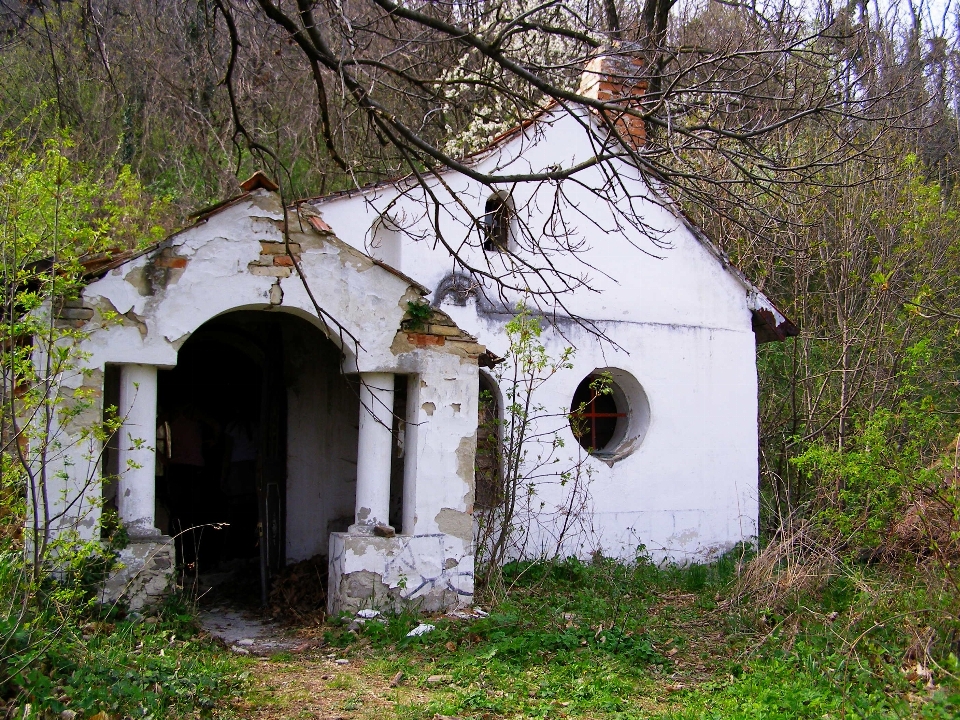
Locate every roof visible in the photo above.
<box><xmin>72</xmin><ymin>172</ymin><xmax>429</xmax><ymax>299</ymax></box>
<box><xmin>304</xmin><ymin>108</ymin><xmax>798</xmax><ymax>343</ymax></box>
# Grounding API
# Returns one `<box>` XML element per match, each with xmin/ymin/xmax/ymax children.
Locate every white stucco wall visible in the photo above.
<box><xmin>283</xmin><ymin>320</ymin><xmax>359</xmax><ymax>562</ymax></box>
<box><xmin>308</xmin><ymin>107</ymin><xmax>762</xmax><ymax>563</ymax></box>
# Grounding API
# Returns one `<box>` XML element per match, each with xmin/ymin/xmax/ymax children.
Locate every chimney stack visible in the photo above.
<box><xmin>577</xmin><ymin>44</ymin><xmax>647</xmax><ymax>149</ymax></box>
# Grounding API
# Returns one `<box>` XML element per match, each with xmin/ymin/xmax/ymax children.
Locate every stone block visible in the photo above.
<box><xmin>58</xmin><ymin>307</ymin><xmax>94</xmax><ymax>321</ymax></box>
<box><xmin>100</xmin><ymin>535</ymin><xmax>175</xmax><ymax>611</ymax></box>
<box><xmin>327</xmin><ymin>532</ymin><xmax>473</xmax><ymax>615</ymax></box>
<box><xmin>426</xmin><ymin>324</ymin><xmax>463</xmax><ymax>337</ymax></box>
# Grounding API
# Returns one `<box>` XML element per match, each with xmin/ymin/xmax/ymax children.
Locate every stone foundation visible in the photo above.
<box><xmin>327</xmin><ymin>532</ymin><xmax>473</xmax><ymax>615</ymax></box>
<box><xmin>100</xmin><ymin>535</ymin><xmax>175</xmax><ymax>611</ymax></box>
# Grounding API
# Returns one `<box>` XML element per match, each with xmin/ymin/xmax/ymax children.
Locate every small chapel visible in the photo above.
<box><xmin>39</xmin><ymin>51</ymin><xmax>795</xmax><ymax>612</ymax></box>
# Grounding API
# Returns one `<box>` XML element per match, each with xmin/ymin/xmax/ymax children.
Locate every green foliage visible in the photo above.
<box><xmin>404</xmin><ymin>299</ymin><xmax>433</xmax><ymax>331</ymax></box>
<box><xmin>0</xmin><ymin>583</ymin><xmax>244</xmax><ymax>717</ymax></box>
<box><xmin>0</xmin><ymin>129</ymin><xmax>169</xmax><ymax>266</ymax></box>
<box><xmin>477</xmin><ymin>304</ymin><xmax>584</xmax><ymax>597</ymax></box>
<box><xmin>297</xmin><ymin>554</ymin><xmax>959</xmax><ymax>719</ymax></box>
<box><xmin>0</xmin><ymin>131</ymin><xmax>238</xmax><ymax>716</ymax></box>
<box><xmin>0</xmin><ymin>131</ymin><xmax>170</xmax><ymax>560</ymax></box>
<box><xmin>792</xmin><ymin>339</ymin><xmax>959</xmax><ymax>554</ymax></box>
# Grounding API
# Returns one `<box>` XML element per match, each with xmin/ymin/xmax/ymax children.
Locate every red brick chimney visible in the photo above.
<box><xmin>577</xmin><ymin>45</ymin><xmax>647</xmax><ymax>149</ymax></box>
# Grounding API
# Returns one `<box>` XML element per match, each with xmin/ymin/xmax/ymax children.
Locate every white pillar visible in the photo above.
<box><xmin>117</xmin><ymin>363</ymin><xmax>159</xmax><ymax>537</ymax></box>
<box><xmin>352</xmin><ymin>372</ymin><xmax>394</xmax><ymax>533</ymax></box>
<box><xmin>401</xmin><ymin>374</ymin><xmax>420</xmax><ymax>535</ymax></box>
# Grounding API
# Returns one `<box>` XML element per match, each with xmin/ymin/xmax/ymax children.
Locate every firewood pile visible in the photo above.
<box><xmin>267</xmin><ymin>554</ymin><xmax>327</xmax><ymax>622</ymax></box>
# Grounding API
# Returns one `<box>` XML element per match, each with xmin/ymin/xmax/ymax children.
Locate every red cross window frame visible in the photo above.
<box><xmin>570</xmin><ymin>376</ymin><xmax>626</xmax><ymax>452</ymax></box>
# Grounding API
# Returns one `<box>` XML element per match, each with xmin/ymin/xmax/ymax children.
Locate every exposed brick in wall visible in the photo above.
<box><xmin>402</xmin><ymin>309</ymin><xmax>483</xmax><ymax>360</ymax></box>
<box><xmin>55</xmin><ymin>298</ymin><xmax>94</xmax><ymax>328</ymax></box>
<box><xmin>248</xmin><ymin>240</ymin><xmax>301</xmax><ymax>278</ymax></box>
<box><xmin>154</xmin><ymin>248</ymin><xmax>188</xmax><ymax>269</ymax></box>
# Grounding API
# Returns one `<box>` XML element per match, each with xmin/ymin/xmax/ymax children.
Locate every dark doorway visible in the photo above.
<box><xmin>158</xmin><ymin>312</ymin><xmax>287</xmax><ymax>605</ymax></box>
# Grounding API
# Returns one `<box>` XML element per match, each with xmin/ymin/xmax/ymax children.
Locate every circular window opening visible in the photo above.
<box><xmin>569</xmin><ymin>369</ymin><xmax>650</xmax><ymax>461</ymax></box>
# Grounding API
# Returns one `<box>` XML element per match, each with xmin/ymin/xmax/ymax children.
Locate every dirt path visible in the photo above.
<box><xmin>234</xmin><ymin>654</ymin><xmax>434</xmax><ymax>720</ymax></box>
<box><xmin>200</xmin><ymin>606</ymin><xmax>444</xmax><ymax>718</ymax></box>
<box><xmin>198</xmin><ymin>606</ymin><xmax>305</xmax><ymax>656</ymax></box>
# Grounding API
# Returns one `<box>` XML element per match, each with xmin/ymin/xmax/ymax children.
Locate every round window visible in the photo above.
<box><xmin>569</xmin><ymin>369</ymin><xmax>650</xmax><ymax>461</ymax></box>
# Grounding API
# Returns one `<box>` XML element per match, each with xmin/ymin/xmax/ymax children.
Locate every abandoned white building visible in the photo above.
<box><xmin>40</xmin><ymin>53</ymin><xmax>796</xmax><ymax>612</ymax></box>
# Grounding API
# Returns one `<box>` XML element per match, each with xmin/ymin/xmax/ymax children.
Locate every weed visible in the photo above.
<box><xmin>1</xmin><ymin>585</ymin><xmax>245</xmax><ymax>717</ymax></box>
<box><xmin>403</xmin><ymin>300</ymin><xmax>432</xmax><ymax>330</ymax></box>
<box><xmin>267</xmin><ymin>554</ymin><xmax>960</xmax><ymax>719</ymax></box>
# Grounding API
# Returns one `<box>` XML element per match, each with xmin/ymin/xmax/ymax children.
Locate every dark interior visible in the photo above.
<box><xmin>570</xmin><ymin>375</ymin><xmax>620</xmax><ymax>452</ymax></box>
<box><xmin>157</xmin><ymin>312</ymin><xmax>287</xmax><ymax>604</ymax></box>
<box><xmin>159</xmin><ymin>331</ymin><xmax>259</xmax><ymax>567</ymax></box>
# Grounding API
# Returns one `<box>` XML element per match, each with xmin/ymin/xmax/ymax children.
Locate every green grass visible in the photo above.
<box><xmin>11</xmin><ymin>551</ymin><xmax>960</xmax><ymax>719</ymax></box>
<box><xmin>310</xmin><ymin>554</ymin><xmax>960</xmax><ymax>719</ymax></box>
<box><xmin>2</xmin><ymin>593</ymin><xmax>246</xmax><ymax>718</ymax></box>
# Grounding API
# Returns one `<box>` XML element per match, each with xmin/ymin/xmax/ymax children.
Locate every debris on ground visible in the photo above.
<box><xmin>198</xmin><ymin>607</ymin><xmax>303</xmax><ymax>656</ymax></box>
<box><xmin>446</xmin><ymin>606</ymin><xmax>487</xmax><ymax>620</ymax></box>
<box><xmin>407</xmin><ymin>623</ymin><xmax>435</xmax><ymax>637</ymax></box>
<box><xmin>267</xmin><ymin>554</ymin><xmax>327</xmax><ymax>622</ymax></box>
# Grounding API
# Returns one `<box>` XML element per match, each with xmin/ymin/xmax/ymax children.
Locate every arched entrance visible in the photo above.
<box><xmin>155</xmin><ymin>310</ymin><xmax>360</xmax><ymax>604</ymax></box>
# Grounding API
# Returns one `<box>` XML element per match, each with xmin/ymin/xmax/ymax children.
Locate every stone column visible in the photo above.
<box><xmin>117</xmin><ymin>363</ymin><xmax>159</xmax><ymax>537</ymax></box>
<box><xmin>352</xmin><ymin>372</ymin><xmax>394</xmax><ymax>532</ymax></box>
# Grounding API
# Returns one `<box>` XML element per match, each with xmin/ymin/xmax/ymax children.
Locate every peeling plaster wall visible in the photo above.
<box><xmin>328</xmin><ymin>348</ymin><xmax>479</xmax><ymax>613</ymax></box>
<box><xmin>77</xmin><ymin>191</ymin><xmax>416</xmax><ymax>372</ymax></box>
<box><xmin>400</xmin><ymin>353</ymin><xmax>479</xmax><ymax>537</ymax></box>
<box><xmin>328</xmin><ymin>533</ymin><xmax>473</xmax><ymax>614</ymax></box>
<box><xmin>44</xmin><ymin>189</ymin><xmax>481</xmax><ymax>611</ymax></box>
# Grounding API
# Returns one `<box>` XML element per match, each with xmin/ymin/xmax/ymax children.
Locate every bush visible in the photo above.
<box><xmin>0</xmin><ymin>548</ymin><xmax>243</xmax><ymax>717</ymax></box>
